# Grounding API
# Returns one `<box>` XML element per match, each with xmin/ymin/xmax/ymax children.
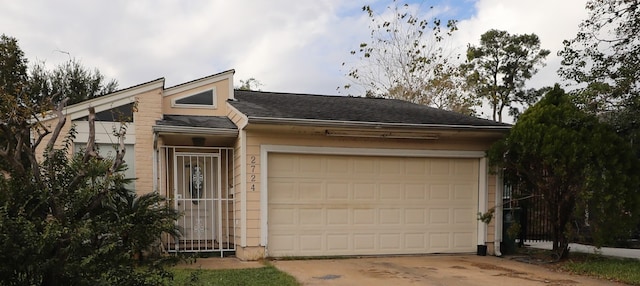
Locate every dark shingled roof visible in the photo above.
<box><xmin>230</xmin><ymin>90</ymin><xmax>509</xmax><ymax>128</ymax></box>
<box><xmin>156</xmin><ymin>115</ymin><xmax>237</xmax><ymax>129</ymax></box>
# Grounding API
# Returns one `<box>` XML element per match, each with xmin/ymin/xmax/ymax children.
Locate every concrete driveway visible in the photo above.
<box><xmin>271</xmin><ymin>255</ymin><xmax>624</xmax><ymax>286</ymax></box>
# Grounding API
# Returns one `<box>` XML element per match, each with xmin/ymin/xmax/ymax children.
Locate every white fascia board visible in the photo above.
<box><xmin>247</xmin><ymin>116</ymin><xmax>511</xmax><ymax>131</ymax></box>
<box><xmin>64</xmin><ymin>79</ymin><xmax>165</xmax><ymax>121</ymax></box>
<box><xmin>226</xmin><ymin>104</ymin><xmax>249</xmax><ymax>130</ymax></box>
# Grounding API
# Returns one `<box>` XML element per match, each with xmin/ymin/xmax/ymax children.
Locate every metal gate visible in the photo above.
<box><xmin>504</xmin><ymin>184</ymin><xmax>553</xmax><ymax>243</ymax></box>
<box><xmin>174</xmin><ymin>152</ymin><xmax>218</xmax><ymax>251</ymax></box>
<box><xmin>159</xmin><ymin>147</ymin><xmax>235</xmax><ymax>255</ymax></box>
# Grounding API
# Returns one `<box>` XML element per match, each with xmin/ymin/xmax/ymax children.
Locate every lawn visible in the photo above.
<box><xmin>559</xmin><ymin>253</ymin><xmax>640</xmax><ymax>285</ymax></box>
<box><xmin>169</xmin><ymin>265</ymin><xmax>299</xmax><ymax>286</ymax></box>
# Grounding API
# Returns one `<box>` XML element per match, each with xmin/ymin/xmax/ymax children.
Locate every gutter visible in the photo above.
<box><xmin>152</xmin><ymin>125</ymin><xmax>239</xmax><ymax>136</ymax></box>
<box><xmin>246</xmin><ymin>116</ymin><xmax>511</xmax><ymax>132</ymax></box>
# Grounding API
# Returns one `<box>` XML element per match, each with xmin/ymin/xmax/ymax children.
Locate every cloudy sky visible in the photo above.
<box><xmin>1</xmin><ymin>0</ymin><xmax>588</xmax><ymax>117</ymax></box>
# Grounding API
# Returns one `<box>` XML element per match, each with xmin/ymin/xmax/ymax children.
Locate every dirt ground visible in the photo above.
<box><xmin>270</xmin><ymin>255</ymin><xmax>626</xmax><ymax>286</ymax></box>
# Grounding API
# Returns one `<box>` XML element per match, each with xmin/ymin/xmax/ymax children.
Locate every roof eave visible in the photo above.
<box><xmin>153</xmin><ymin>125</ymin><xmax>238</xmax><ymax>137</ymax></box>
<box><xmin>246</xmin><ymin>116</ymin><xmax>511</xmax><ymax>132</ymax></box>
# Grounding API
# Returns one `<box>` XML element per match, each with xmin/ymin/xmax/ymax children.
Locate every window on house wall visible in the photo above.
<box><xmin>76</xmin><ymin>103</ymin><xmax>135</xmax><ymax>122</ymax></box>
<box><xmin>172</xmin><ymin>89</ymin><xmax>216</xmax><ymax>108</ymax></box>
<box><xmin>74</xmin><ymin>143</ymin><xmax>136</xmax><ymax>189</ymax></box>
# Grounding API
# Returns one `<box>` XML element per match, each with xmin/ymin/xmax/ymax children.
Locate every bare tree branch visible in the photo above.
<box><xmin>45</xmin><ymin>97</ymin><xmax>69</xmax><ymax>153</ymax></box>
<box><xmin>83</xmin><ymin>107</ymin><xmax>98</xmax><ymax>162</ymax></box>
<box><xmin>109</xmin><ymin>124</ymin><xmax>127</xmax><ymax>174</ymax></box>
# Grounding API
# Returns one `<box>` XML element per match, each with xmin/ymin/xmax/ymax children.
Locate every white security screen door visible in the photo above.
<box><xmin>174</xmin><ymin>152</ymin><xmax>220</xmax><ymax>251</ymax></box>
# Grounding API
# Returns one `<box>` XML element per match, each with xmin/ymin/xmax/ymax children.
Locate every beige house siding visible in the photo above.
<box><xmin>162</xmin><ymin>74</ymin><xmax>233</xmax><ymax>117</ymax></box>
<box><xmin>133</xmin><ymin>88</ymin><xmax>164</xmax><ymax>194</ymax></box>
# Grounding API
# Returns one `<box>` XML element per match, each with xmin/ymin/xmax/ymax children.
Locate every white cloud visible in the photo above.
<box><xmin>453</xmin><ymin>0</ymin><xmax>589</xmax><ymax>89</ymax></box>
<box><xmin>0</xmin><ymin>0</ymin><xmax>590</xmax><ymax>103</ymax></box>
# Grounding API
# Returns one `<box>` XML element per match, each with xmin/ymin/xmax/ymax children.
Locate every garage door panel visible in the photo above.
<box><xmin>380</xmin><ymin>183</ymin><xmax>403</xmax><ymax>200</ymax></box>
<box><xmin>268</xmin><ymin>153</ymin><xmax>478</xmax><ymax>257</ymax></box>
<box><xmin>380</xmin><ymin>233</ymin><xmax>401</xmax><ymax>250</ymax></box>
<box><xmin>430</xmin><ymin>159</ymin><xmax>453</xmax><ymax>175</ymax></box>
<box><xmin>353</xmin><ymin>209</ymin><xmax>375</xmax><ymax>224</ymax></box>
<box><xmin>405</xmin><ymin>233</ymin><xmax>427</xmax><ymax>249</ymax></box>
<box><xmin>353</xmin><ymin>157</ymin><xmax>376</xmax><ymax>175</ymax></box>
<box><xmin>270</xmin><ymin>208</ymin><xmax>295</xmax><ymax>225</ymax></box>
<box><xmin>327</xmin><ymin>183</ymin><xmax>349</xmax><ymax>199</ymax></box>
<box><xmin>300</xmin><ymin>234</ymin><xmax>323</xmax><ymax>251</ymax></box>
<box><xmin>327</xmin><ymin>208</ymin><xmax>349</xmax><ymax>225</ymax></box>
<box><xmin>405</xmin><ymin>208</ymin><xmax>427</xmax><ymax>224</ymax></box>
<box><xmin>429</xmin><ymin>232</ymin><xmax>451</xmax><ymax>249</ymax></box>
<box><xmin>429</xmin><ymin>208</ymin><xmax>450</xmax><ymax>224</ymax></box>
<box><xmin>299</xmin><ymin>208</ymin><xmax>323</xmax><ymax>225</ymax></box>
<box><xmin>454</xmin><ymin>232</ymin><xmax>474</xmax><ymax>248</ymax></box>
<box><xmin>405</xmin><ymin>184</ymin><xmax>426</xmax><ymax>200</ymax></box>
<box><xmin>299</xmin><ymin>182</ymin><xmax>323</xmax><ymax>200</ymax></box>
<box><xmin>454</xmin><ymin>208</ymin><xmax>475</xmax><ymax>224</ymax></box>
<box><xmin>430</xmin><ymin>185</ymin><xmax>452</xmax><ymax>199</ymax></box>
<box><xmin>327</xmin><ymin>234</ymin><xmax>349</xmax><ymax>251</ymax></box>
<box><xmin>353</xmin><ymin>234</ymin><xmax>376</xmax><ymax>250</ymax></box>
<box><xmin>353</xmin><ymin>184</ymin><xmax>376</xmax><ymax>200</ymax></box>
<box><xmin>326</xmin><ymin>157</ymin><xmax>350</xmax><ymax>174</ymax></box>
<box><xmin>454</xmin><ymin>184</ymin><xmax>475</xmax><ymax>200</ymax></box>
<box><xmin>299</xmin><ymin>156</ymin><xmax>323</xmax><ymax>174</ymax></box>
<box><xmin>379</xmin><ymin>208</ymin><xmax>401</xmax><ymax>224</ymax></box>
<box><xmin>455</xmin><ymin>160</ymin><xmax>477</xmax><ymax>176</ymax></box>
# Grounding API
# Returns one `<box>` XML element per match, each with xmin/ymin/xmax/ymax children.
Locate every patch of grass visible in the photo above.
<box><xmin>560</xmin><ymin>253</ymin><xmax>640</xmax><ymax>285</ymax></box>
<box><xmin>169</xmin><ymin>265</ymin><xmax>299</xmax><ymax>286</ymax></box>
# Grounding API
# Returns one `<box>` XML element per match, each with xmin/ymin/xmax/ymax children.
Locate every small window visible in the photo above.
<box><xmin>173</xmin><ymin>89</ymin><xmax>216</xmax><ymax>108</ymax></box>
<box><xmin>76</xmin><ymin>103</ymin><xmax>134</xmax><ymax>122</ymax></box>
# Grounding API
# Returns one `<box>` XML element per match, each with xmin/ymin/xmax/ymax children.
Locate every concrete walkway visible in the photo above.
<box><xmin>528</xmin><ymin>241</ymin><xmax>640</xmax><ymax>259</ymax></box>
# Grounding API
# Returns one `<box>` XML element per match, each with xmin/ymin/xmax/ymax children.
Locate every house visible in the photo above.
<box><xmin>37</xmin><ymin>69</ymin><xmax>510</xmax><ymax>260</ymax></box>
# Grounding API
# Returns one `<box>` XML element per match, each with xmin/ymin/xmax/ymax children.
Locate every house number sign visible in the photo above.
<box><xmin>250</xmin><ymin>155</ymin><xmax>256</xmax><ymax>191</ymax></box>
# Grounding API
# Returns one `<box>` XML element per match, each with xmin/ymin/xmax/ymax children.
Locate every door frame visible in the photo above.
<box><xmin>173</xmin><ymin>151</ymin><xmax>221</xmax><ymax>249</ymax></box>
<box><xmin>259</xmin><ymin>144</ymin><xmax>488</xmax><ymax>255</ymax></box>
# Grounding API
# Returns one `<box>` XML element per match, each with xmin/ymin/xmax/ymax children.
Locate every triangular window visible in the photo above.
<box><xmin>76</xmin><ymin>103</ymin><xmax>134</xmax><ymax>122</ymax></box>
<box><xmin>173</xmin><ymin>89</ymin><xmax>216</xmax><ymax>108</ymax></box>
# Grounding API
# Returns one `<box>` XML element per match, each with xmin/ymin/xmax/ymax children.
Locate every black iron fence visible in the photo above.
<box><xmin>503</xmin><ymin>184</ymin><xmax>553</xmax><ymax>243</ymax></box>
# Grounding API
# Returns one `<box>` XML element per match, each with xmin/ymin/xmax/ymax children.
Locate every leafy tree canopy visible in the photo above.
<box><xmin>462</xmin><ymin>29</ymin><xmax>550</xmax><ymax>122</ymax></box>
<box><xmin>559</xmin><ymin>0</ymin><xmax>640</xmax><ymax>112</ymax></box>
<box><xmin>0</xmin><ymin>35</ymin><xmax>179</xmax><ymax>285</ymax></box>
<box><xmin>237</xmin><ymin>77</ymin><xmax>263</xmax><ymax>91</ymax></box>
<box><xmin>559</xmin><ymin>0</ymin><xmax>640</xmax><ymax>157</ymax></box>
<box><xmin>488</xmin><ymin>85</ymin><xmax>640</xmax><ymax>258</ymax></box>
<box><xmin>342</xmin><ymin>1</ymin><xmax>476</xmax><ymax>114</ymax></box>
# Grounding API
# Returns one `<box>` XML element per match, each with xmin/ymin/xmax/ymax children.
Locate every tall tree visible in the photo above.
<box><xmin>488</xmin><ymin>85</ymin><xmax>640</xmax><ymax>259</ymax></box>
<box><xmin>342</xmin><ymin>1</ymin><xmax>471</xmax><ymax>112</ymax></box>
<box><xmin>559</xmin><ymin>0</ymin><xmax>640</xmax><ymax>112</ymax></box>
<box><xmin>0</xmin><ymin>35</ymin><xmax>28</xmax><ymax>95</ymax></box>
<box><xmin>559</xmin><ymin>0</ymin><xmax>640</xmax><ymax>157</ymax></box>
<box><xmin>0</xmin><ymin>35</ymin><xmax>180</xmax><ymax>285</ymax></box>
<box><xmin>463</xmin><ymin>29</ymin><xmax>550</xmax><ymax>122</ymax></box>
<box><xmin>29</xmin><ymin>58</ymin><xmax>118</xmax><ymax>105</ymax></box>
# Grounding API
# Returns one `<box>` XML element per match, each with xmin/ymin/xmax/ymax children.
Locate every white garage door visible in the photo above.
<box><xmin>267</xmin><ymin>153</ymin><xmax>479</xmax><ymax>257</ymax></box>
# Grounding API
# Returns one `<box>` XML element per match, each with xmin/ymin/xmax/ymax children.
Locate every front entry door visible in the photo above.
<box><xmin>174</xmin><ymin>152</ymin><xmax>219</xmax><ymax>251</ymax></box>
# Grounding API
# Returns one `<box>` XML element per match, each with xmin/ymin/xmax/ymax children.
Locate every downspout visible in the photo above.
<box><xmin>152</xmin><ymin>131</ymin><xmax>158</xmax><ymax>193</ymax></box>
<box><xmin>494</xmin><ymin>168</ymin><xmax>503</xmax><ymax>256</ymax></box>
